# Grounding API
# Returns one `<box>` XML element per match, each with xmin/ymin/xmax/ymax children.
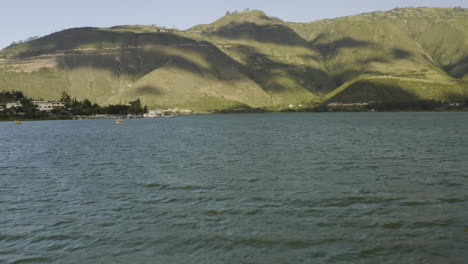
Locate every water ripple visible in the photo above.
<box><xmin>0</xmin><ymin>113</ymin><xmax>467</xmax><ymax>264</ymax></box>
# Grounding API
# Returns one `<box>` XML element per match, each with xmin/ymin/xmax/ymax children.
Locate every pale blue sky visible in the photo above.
<box><xmin>1</xmin><ymin>0</ymin><xmax>466</xmax><ymax>49</ymax></box>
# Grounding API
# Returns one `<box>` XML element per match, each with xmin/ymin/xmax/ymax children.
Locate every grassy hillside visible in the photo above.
<box><xmin>288</xmin><ymin>7</ymin><xmax>468</xmax><ymax>103</ymax></box>
<box><xmin>0</xmin><ymin>27</ymin><xmax>272</xmax><ymax>110</ymax></box>
<box><xmin>189</xmin><ymin>10</ymin><xmax>335</xmax><ymax>107</ymax></box>
<box><xmin>1</xmin><ymin>8</ymin><xmax>467</xmax><ymax>111</ymax></box>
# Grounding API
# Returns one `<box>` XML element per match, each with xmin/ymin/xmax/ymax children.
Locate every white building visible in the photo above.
<box><xmin>144</xmin><ymin>109</ymin><xmax>164</xmax><ymax>118</ymax></box>
<box><xmin>6</xmin><ymin>101</ymin><xmax>22</xmax><ymax>109</ymax></box>
<box><xmin>32</xmin><ymin>99</ymin><xmax>65</xmax><ymax>112</ymax></box>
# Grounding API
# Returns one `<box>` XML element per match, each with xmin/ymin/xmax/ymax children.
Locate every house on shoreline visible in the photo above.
<box><xmin>5</xmin><ymin>101</ymin><xmax>22</xmax><ymax>109</ymax></box>
<box><xmin>31</xmin><ymin>99</ymin><xmax>65</xmax><ymax>112</ymax></box>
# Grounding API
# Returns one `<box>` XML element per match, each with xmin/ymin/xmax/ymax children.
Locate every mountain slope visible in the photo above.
<box><xmin>0</xmin><ymin>27</ymin><xmax>272</xmax><ymax>110</ymax></box>
<box><xmin>288</xmin><ymin>7</ymin><xmax>468</xmax><ymax>103</ymax></box>
<box><xmin>189</xmin><ymin>11</ymin><xmax>336</xmax><ymax>106</ymax></box>
<box><xmin>1</xmin><ymin>8</ymin><xmax>467</xmax><ymax>111</ymax></box>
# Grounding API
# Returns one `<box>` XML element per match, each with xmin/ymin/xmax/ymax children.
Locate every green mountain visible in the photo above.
<box><xmin>1</xmin><ymin>7</ymin><xmax>467</xmax><ymax>111</ymax></box>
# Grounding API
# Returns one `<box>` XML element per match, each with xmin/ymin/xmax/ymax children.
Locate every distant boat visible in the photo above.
<box><xmin>116</xmin><ymin>119</ymin><xmax>124</xmax><ymax>125</ymax></box>
<box><xmin>14</xmin><ymin>120</ymin><xmax>22</xmax><ymax>124</ymax></box>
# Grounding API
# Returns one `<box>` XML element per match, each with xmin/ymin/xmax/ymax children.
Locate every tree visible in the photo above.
<box><xmin>13</xmin><ymin>91</ymin><xmax>24</xmax><ymax>100</ymax></box>
<box><xmin>60</xmin><ymin>92</ymin><xmax>72</xmax><ymax>107</ymax></box>
<box><xmin>129</xmin><ymin>98</ymin><xmax>145</xmax><ymax>115</ymax></box>
<box><xmin>19</xmin><ymin>98</ymin><xmax>39</xmax><ymax>117</ymax></box>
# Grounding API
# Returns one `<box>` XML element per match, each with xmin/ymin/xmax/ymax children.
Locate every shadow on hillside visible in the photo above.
<box><xmin>331</xmin><ymin>70</ymin><xmax>363</xmax><ymax>87</ymax></box>
<box><xmin>300</xmin><ymin>54</ymin><xmax>324</xmax><ymax>63</ymax></box>
<box><xmin>208</xmin><ymin>22</ymin><xmax>311</xmax><ymax>47</ymax></box>
<box><xmin>392</xmin><ymin>49</ymin><xmax>412</xmax><ymax>59</ymax></box>
<box><xmin>29</xmin><ymin>31</ymin><xmax>256</xmax><ymax>82</ymax></box>
<box><xmin>310</xmin><ymin>37</ymin><xmax>373</xmax><ymax>57</ymax></box>
<box><xmin>358</xmin><ymin>57</ymin><xmax>390</xmax><ymax>64</ymax></box>
<box><xmin>56</xmin><ymin>48</ymin><xmax>208</xmax><ymax>79</ymax></box>
<box><xmin>443</xmin><ymin>55</ymin><xmax>468</xmax><ymax>79</ymax></box>
<box><xmin>13</xmin><ymin>28</ymin><xmax>206</xmax><ymax>58</ymax></box>
<box><xmin>445</xmin><ymin>89</ymin><xmax>468</xmax><ymax>101</ymax></box>
<box><xmin>134</xmin><ymin>85</ymin><xmax>164</xmax><ymax>95</ymax></box>
<box><xmin>326</xmin><ymin>79</ymin><xmax>467</xmax><ymax>105</ymax></box>
<box><xmin>241</xmin><ymin>50</ymin><xmax>336</xmax><ymax>94</ymax></box>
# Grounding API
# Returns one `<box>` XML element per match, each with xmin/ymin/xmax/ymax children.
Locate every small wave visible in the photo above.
<box><xmin>204</xmin><ymin>209</ymin><xmax>239</xmax><ymax>216</ymax></box>
<box><xmin>360</xmin><ymin>208</ymin><xmax>382</xmax><ymax>216</ymax></box>
<box><xmin>357</xmin><ymin>243</ymin><xmax>413</xmax><ymax>258</ymax></box>
<box><xmin>49</xmin><ymin>220</ymin><xmax>74</xmax><ymax>227</ymax></box>
<box><xmin>439</xmin><ymin>197</ymin><xmax>464</xmax><ymax>203</ymax></box>
<box><xmin>46</xmin><ymin>243</ymin><xmax>68</xmax><ymax>251</ymax></box>
<box><xmin>316</xmin><ymin>222</ymin><xmax>336</xmax><ymax>227</ymax></box>
<box><xmin>381</xmin><ymin>221</ymin><xmax>403</xmax><ymax>229</ymax></box>
<box><xmin>0</xmin><ymin>234</ymin><xmax>28</xmax><ymax>242</ymax></box>
<box><xmin>214</xmin><ymin>197</ymin><xmax>233</xmax><ymax>202</ymax></box>
<box><xmin>322</xmin><ymin>196</ymin><xmax>401</xmax><ymax>207</ymax></box>
<box><xmin>284</xmin><ymin>239</ymin><xmax>312</xmax><ymax>248</ymax></box>
<box><xmin>143</xmin><ymin>182</ymin><xmax>212</xmax><ymax>191</ymax></box>
<box><xmin>162</xmin><ymin>197</ymin><xmax>180</xmax><ymax>203</ymax></box>
<box><xmin>90</xmin><ymin>162</ymin><xmax>116</xmax><ymax>166</ymax></box>
<box><xmin>399</xmin><ymin>200</ymin><xmax>432</xmax><ymax>206</ymax></box>
<box><xmin>9</xmin><ymin>257</ymin><xmax>49</xmax><ymax>264</ymax></box>
<box><xmin>310</xmin><ymin>251</ymin><xmax>327</xmax><ymax>257</ymax></box>
<box><xmin>111</xmin><ymin>206</ymin><xmax>133</xmax><ymax>212</ymax></box>
<box><xmin>30</xmin><ymin>234</ymin><xmax>71</xmax><ymax>243</ymax></box>
<box><xmin>232</xmin><ymin>237</ymin><xmax>278</xmax><ymax>248</ymax></box>
<box><xmin>412</xmin><ymin>219</ymin><xmax>453</xmax><ymax>228</ymax></box>
<box><xmin>202</xmin><ymin>207</ymin><xmax>263</xmax><ymax>216</ymax></box>
<box><xmin>444</xmin><ymin>182</ymin><xmax>463</xmax><ymax>187</ymax></box>
<box><xmin>359</xmin><ymin>247</ymin><xmax>385</xmax><ymax>257</ymax></box>
<box><xmin>143</xmin><ymin>183</ymin><xmax>171</xmax><ymax>189</ymax></box>
<box><xmin>244</xmin><ymin>209</ymin><xmax>262</xmax><ymax>215</ymax></box>
<box><xmin>179</xmin><ymin>185</ymin><xmax>211</xmax><ymax>191</ymax></box>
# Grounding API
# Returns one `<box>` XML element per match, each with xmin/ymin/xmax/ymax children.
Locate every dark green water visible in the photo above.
<box><xmin>1</xmin><ymin>113</ymin><xmax>467</xmax><ymax>264</ymax></box>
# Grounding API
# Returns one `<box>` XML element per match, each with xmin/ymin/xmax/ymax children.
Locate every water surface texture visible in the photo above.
<box><xmin>1</xmin><ymin>113</ymin><xmax>467</xmax><ymax>264</ymax></box>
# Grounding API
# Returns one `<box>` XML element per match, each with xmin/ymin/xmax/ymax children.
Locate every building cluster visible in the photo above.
<box><xmin>1</xmin><ymin>99</ymin><xmax>194</xmax><ymax>117</ymax></box>
<box><xmin>144</xmin><ymin>109</ymin><xmax>173</xmax><ymax>118</ymax></box>
<box><xmin>31</xmin><ymin>99</ymin><xmax>66</xmax><ymax>111</ymax></box>
<box><xmin>1</xmin><ymin>99</ymin><xmax>66</xmax><ymax>112</ymax></box>
<box><xmin>6</xmin><ymin>102</ymin><xmax>22</xmax><ymax>109</ymax></box>
<box><xmin>143</xmin><ymin>108</ymin><xmax>192</xmax><ymax>118</ymax></box>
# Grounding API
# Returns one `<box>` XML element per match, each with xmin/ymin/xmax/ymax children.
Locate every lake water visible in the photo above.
<box><xmin>1</xmin><ymin>113</ymin><xmax>467</xmax><ymax>264</ymax></box>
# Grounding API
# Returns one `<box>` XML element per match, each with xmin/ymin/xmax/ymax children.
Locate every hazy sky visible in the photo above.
<box><xmin>1</xmin><ymin>0</ymin><xmax>466</xmax><ymax>49</ymax></box>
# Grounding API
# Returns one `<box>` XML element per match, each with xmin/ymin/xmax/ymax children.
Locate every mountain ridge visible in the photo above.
<box><xmin>1</xmin><ymin>7</ymin><xmax>467</xmax><ymax>111</ymax></box>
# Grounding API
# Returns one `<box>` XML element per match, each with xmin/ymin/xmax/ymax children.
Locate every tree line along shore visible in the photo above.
<box><xmin>1</xmin><ymin>90</ymin><xmax>467</xmax><ymax>122</ymax></box>
<box><xmin>0</xmin><ymin>91</ymin><xmax>148</xmax><ymax>121</ymax></box>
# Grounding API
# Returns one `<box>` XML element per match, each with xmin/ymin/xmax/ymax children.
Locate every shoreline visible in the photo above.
<box><xmin>2</xmin><ymin>109</ymin><xmax>467</xmax><ymax>122</ymax></box>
